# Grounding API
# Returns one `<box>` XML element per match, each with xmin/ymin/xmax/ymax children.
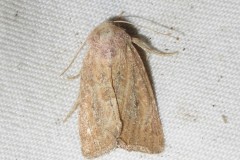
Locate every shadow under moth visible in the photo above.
<box><xmin>62</xmin><ymin>17</ymin><xmax>174</xmax><ymax>158</ymax></box>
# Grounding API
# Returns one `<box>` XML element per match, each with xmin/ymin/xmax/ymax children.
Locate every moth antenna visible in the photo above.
<box><xmin>112</xmin><ymin>20</ymin><xmax>179</xmax><ymax>40</ymax></box>
<box><xmin>132</xmin><ymin>37</ymin><xmax>178</xmax><ymax>56</ymax></box>
<box><xmin>60</xmin><ymin>41</ymin><xmax>86</xmax><ymax>76</ymax></box>
<box><xmin>119</xmin><ymin>15</ymin><xmax>184</xmax><ymax>35</ymax></box>
<box><xmin>118</xmin><ymin>11</ymin><xmax>125</xmax><ymax>17</ymax></box>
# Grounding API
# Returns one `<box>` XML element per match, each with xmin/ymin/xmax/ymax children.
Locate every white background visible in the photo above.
<box><xmin>1</xmin><ymin>0</ymin><xmax>240</xmax><ymax>160</ymax></box>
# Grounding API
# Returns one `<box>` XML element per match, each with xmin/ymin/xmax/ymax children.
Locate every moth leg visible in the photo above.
<box><xmin>63</xmin><ymin>96</ymin><xmax>81</xmax><ymax>123</ymax></box>
<box><xmin>132</xmin><ymin>37</ymin><xmax>177</xmax><ymax>56</ymax></box>
<box><xmin>60</xmin><ymin>41</ymin><xmax>86</xmax><ymax>76</ymax></box>
<box><xmin>67</xmin><ymin>72</ymin><xmax>81</xmax><ymax>80</ymax></box>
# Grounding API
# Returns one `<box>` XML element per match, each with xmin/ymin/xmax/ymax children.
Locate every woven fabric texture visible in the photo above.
<box><xmin>1</xmin><ymin>0</ymin><xmax>240</xmax><ymax>160</ymax></box>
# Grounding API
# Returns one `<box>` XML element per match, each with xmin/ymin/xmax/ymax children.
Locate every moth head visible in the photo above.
<box><xmin>93</xmin><ymin>22</ymin><xmax>117</xmax><ymax>41</ymax></box>
<box><xmin>88</xmin><ymin>22</ymin><xmax>128</xmax><ymax>44</ymax></box>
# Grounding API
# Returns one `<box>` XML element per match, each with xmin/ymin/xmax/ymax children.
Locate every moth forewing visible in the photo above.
<box><xmin>64</xmin><ymin>20</ymin><xmax>168</xmax><ymax>158</ymax></box>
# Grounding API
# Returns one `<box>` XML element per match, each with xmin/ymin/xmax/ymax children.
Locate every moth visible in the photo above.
<box><xmin>62</xmin><ymin>18</ymin><xmax>172</xmax><ymax>158</ymax></box>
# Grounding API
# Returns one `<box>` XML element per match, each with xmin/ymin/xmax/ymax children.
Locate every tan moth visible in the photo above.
<box><xmin>62</xmin><ymin>17</ymin><xmax>174</xmax><ymax>158</ymax></box>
